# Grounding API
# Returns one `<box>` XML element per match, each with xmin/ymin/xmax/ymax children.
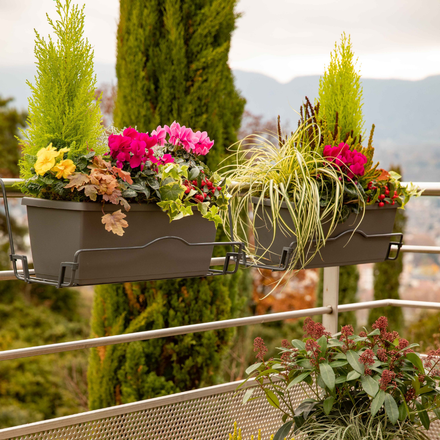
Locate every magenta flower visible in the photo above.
<box><xmin>323</xmin><ymin>142</ymin><xmax>368</xmax><ymax>179</ymax></box>
<box><xmin>123</xmin><ymin>127</ymin><xmax>139</xmax><ymax>139</ymax></box>
<box><xmin>138</xmin><ymin>132</ymin><xmax>158</xmax><ymax>149</ymax></box>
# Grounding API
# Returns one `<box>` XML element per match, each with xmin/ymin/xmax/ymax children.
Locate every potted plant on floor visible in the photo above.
<box><xmin>15</xmin><ymin>0</ymin><xmax>230</xmax><ymax>285</ymax></box>
<box><xmin>241</xmin><ymin>317</ymin><xmax>440</xmax><ymax>440</ymax></box>
<box><xmin>222</xmin><ymin>34</ymin><xmax>420</xmax><ymax>271</ymax></box>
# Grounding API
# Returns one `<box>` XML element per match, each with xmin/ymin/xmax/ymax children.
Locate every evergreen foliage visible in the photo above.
<box><xmin>0</xmin><ymin>97</ymin><xmax>27</xmax><ymax>177</ymax></box>
<box><xmin>113</xmin><ymin>0</ymin><xmax>244</xmax><ymax>170</ymax></box>
<box><xmin>89</xmin><ymin>0</ymin><xmax>246</xmax><ymax>409</ymax></box>
<box><xmin>316</xmin><ymin>266</ymin><xmax>359</xmax><ymax>330</ymax></box>
<box><xmin>0</xmin><ymin>265</ymin><xmax>90</xmax><ymax>427</ymax></box>
<box><xmin>318</xmin><ymin>33</ymin><xmax>365</xmax><ymax>143</ymax></box>
<box><xmin>89</xmin><ymin>277</ymin><xmax>243</xmax><ymax>408</ymax></box>
<box><xmin>368</xmin><ymin>168</ymin><xmax>406</xmax><ymax>333</ymax></box>
<box><xmin>18</xmin><ymin>0</ymin><xmax>104</xmax><ymax>181</ymax></box>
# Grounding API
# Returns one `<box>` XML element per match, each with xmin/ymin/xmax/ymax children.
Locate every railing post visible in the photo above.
<box><xmin>322</xmin><ymin>266</ymin><xmax>340</xmax><ymax>334</ymax></box>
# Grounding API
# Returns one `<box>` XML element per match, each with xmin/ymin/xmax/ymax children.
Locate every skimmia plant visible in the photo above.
<box><xmin>240</xmin><ymin>317</ymin><xmax>440</xmax><ymax>440</ymax></box>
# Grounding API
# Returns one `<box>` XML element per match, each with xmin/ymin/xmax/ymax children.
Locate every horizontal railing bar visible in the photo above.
<box><xmin>1</xmin><ymin>179</ymin><xmax>440</xmax><ymax>197</ymax></box>
<box><xmin>401</xmin><ymin>181</ymin><xmax>440</xmax><ymax>197</ymax></box>
<box><xmin>0</xmin><ymin>377</ymin><xmax>268</xmax><ymax>439</ymax></box>
<box><xmin>3</xmin><ymin>298</ymin><xmax>440</xmax><ymax>362</ymax></box>
<box><xmin>400</xmin><ymin>245</ymin><xmax>440</xmax><ymax>254</ymax></box>
<box><xmin>0</xmin><ymin>269</ymin><xmax>35</xmax><ymax>281</ymax></box>
<box><xmin>0</xmin><ymin>306</ymin><xmax>332</xmax><ymax>361</ymax></box>
<box><xmin>339</xmin><ymin>299</ymin><xmax>440</xmax><ymax>313</ymax></box>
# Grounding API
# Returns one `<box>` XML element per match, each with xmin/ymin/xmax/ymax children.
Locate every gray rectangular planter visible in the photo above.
<box><xmin>22</xmin><ymin>198</ymin><xmax>216</xmax><ymax>285</ymax></box>
<box><xmin>253</xmin><ymin>198</ymin><xmax>398</xmax><ymax>269</ymax></box>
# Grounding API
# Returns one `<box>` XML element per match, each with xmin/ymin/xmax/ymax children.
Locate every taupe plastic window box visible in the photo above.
<box><xmin>22</xmin><ymin>197</ymin><xmax>219</xmax><ymax>286</ymax></box>
<box><xmin>251</xmin><ymin>198</ymin><xmax>402</xmax><ymax>269</ymax></box>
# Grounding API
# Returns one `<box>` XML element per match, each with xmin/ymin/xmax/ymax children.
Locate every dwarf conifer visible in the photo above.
<box><xmin>88</xmin><ymin>0</ymin><xmax>246</xmax><ymax>409</ymax></box>
<box><xmin>18</xmin><ymin>0</ymin><xmax>104</xmax><ymax>180</ymax></box>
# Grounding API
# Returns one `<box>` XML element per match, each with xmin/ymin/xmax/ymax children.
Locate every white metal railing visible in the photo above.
<box><xmin>0</xmin><ymin>178</ymin><xmax>440</xmax><ymax>439</ymax></box>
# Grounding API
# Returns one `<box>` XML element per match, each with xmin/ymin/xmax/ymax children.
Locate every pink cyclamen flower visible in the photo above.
<box><xmin>193</xmin><ymin>130</ymin><xmax>214</xmax><ymax>155</ymax></box>
<box><xmin>166</xmin><ymin>121</ymin><xmax>198</xmax><ymax>152</ymax></box>
<box><xmin>151</xmin><ymin>126</ymin><xmax>168</xmax><ymax>146</ymax></box>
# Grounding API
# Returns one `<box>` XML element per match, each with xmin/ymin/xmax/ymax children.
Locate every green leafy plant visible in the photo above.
<box><xmin>241</xmin><ymin>317</ymin><xmax>440</xmax><ymax>440</ymax></box>
<box><xmin>222</xmin><ymin>34</ymin><xmax>421</xmax><ymax>273</ymax></box>
<box><xmin>222</xmin><ymin>119</ymin><xmax>364</xmax><ymax>272</ymax></box>
<box><xmin>21</xmin><ymin>123</ymin><xmax>229</xmax><ymax>234</ymax></box>
<box><xmin>18</xmin><ymin>0</ymin><xmax>105</xmax><ymax>181</ymax></box>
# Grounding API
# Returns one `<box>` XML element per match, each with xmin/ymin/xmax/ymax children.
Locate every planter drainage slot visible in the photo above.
<box><xmin>1</xmin><ymin>179</ymin><xmax>244</xmax><ymax>288</ymax></box>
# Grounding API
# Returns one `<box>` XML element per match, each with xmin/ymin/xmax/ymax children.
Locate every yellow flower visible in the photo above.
<box><xmin>37</xmin><ymin>143</ymin><xmax>57</xmax><ymax>157</ymax></box>
<box><xmin>56</xmin><ymin>146</ymin><xmax>70</xmax><ymax>157</ymax></box>
<box><xmin>35</xmin><ymin>147</ymin><xmax>59</xmax><ymax>176</ymax></box>
<box><xmin>51</xmin><ymin>159</ymin><xmax>76</xmax><ymax>179</ymax></box>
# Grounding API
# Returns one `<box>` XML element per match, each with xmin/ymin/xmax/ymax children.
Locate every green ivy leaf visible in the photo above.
<box><xmin>159</xmin><ymin>182</ymin><xmax>185</xmax><ymax>201</ymax></box>
<box><xmin>122</xmin><ymin>189</ymin><xmax>137</xmax><ymax>198</ymax></box>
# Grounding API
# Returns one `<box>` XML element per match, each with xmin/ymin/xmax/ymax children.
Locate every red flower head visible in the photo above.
<box><xmin>303</xmin><ymin>317</ymin><xmax>331</xmax><ymax>340</ymax></box>
<box><xmin>253</xmin><ymin>337</ymin><xmax>268</xmax><ymax>361</ymax></box>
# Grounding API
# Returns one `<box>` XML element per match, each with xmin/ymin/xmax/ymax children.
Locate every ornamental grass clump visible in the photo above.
<box><xmin>241</xmin><ymin>316</ymin><xmax>440</xmax><ymax>440</ymax></box>
<box><xmin>18</xmin><ymin>0</ymin><xmax>229</xmax><ymax>235</ymax></box>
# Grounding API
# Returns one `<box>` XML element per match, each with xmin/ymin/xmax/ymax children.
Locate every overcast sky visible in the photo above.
<box><xmin>1</xmin><ymin>0</ymin><xmax>440</xmax><ymax>83</ymax></box>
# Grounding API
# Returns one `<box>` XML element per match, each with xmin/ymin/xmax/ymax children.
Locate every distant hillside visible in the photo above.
<box><xmin>233</xmin><ymin>70</ymin><xmax>440</xmax><ymax>148</ymax></box>
<box><xmin>1</xmin><ymin>64</ymin><xmax>439</xmax><ymax>180</ymax></box>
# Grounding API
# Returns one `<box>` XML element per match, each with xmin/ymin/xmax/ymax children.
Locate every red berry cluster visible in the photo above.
<box><xmin>183</xmin><ymin>172</ymin><xmax>222</xmax><ymax>203</ymax></box>
<box><xmin>367</xmin><ymin>181</ymin><xmax>399</xmax><ymax>207</ymax></box>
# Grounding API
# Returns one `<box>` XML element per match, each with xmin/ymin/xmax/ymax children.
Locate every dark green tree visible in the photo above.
<box><xmin>0</xmin><ymin>97</ymin><xmax>27</xmax><ymax>177</ymax></box>
<box><xmin>368</xmin><ymin>167</ymin><xmax>406</xmax><ymax>333</ymax></box>
<box><xmin>88</xmin><ymin>0</ymin><xmax>247</xmax><ymax>409</ymax></box>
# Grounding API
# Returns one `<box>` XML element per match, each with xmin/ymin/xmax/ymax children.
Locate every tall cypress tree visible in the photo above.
<box><xmin>368</xmin><ymin>167</ymin><xmax>406</xmax><ymax>333</ymax></box>
<box><xmin>88</xmin><ymin>0</ymin><xmax>246</xmax><ymax>409</ymax></box>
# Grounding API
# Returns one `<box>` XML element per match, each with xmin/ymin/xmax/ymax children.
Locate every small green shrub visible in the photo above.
<box><xmin>318</xmin><ymin>32</ymin><xmax>365</xmax><ymax>143</ymax></box>
<box><xmin>19</xmin><ymin>0</ymin><xmax>105</xmax><ymax>182</ymax></box>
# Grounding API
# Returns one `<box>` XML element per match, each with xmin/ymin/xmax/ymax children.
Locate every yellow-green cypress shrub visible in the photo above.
<box><xmin>18</xmin><ymin>0</ymin><xmax>105</xmax><ymax>181</ymax></box>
